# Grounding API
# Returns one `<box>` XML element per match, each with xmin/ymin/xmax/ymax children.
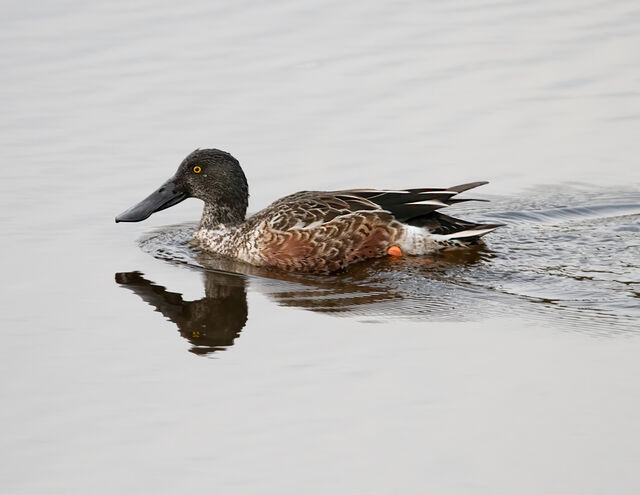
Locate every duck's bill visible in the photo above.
<box><xmin>115</xmin><ymin>177</ymin><xmax>188</xmax><ymax>223</ymax></box>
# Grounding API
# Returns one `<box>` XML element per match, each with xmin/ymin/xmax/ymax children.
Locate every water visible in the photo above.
<box><xmin>2</xmin><ymin>1</ymin><xmax>640</xmax><ymax>493</ymax></box>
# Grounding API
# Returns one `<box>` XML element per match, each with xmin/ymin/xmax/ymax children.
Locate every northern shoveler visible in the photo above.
<box><xmin>116</xmin><ymin>149</ymin><xmax>502</xmax><ymax>272</ymax></box>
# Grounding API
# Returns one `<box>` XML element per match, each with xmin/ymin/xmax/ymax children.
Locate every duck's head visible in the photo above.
<box><xmin>116</xmin><ymin>149</ymin><xmax>248</xmax><ymax>225</ymax></box>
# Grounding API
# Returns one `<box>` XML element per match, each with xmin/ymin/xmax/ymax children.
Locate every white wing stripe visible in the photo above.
<box><xmin>406</xmin><ymin>200</ymin><xmax>448</xmax><ymax>206</ymax></box>
<box><xmin>440</xmin><ymin>227</ymin><xmax>498</xmax><ymax>239</ymax></box>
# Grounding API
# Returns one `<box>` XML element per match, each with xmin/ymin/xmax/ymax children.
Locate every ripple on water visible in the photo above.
<box><xmin>134</xmin><ymin>186</ymin><xmax>640</xmax><ymax>335</ymax></box>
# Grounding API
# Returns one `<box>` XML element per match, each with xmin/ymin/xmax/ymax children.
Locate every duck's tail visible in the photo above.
<box><xmin>401</xmin><ymin>182</ymin><xmax>503</xmax><ymax>243</ymax></box>
<box><xmin>410</xmin><ymin>211</ymin><xmax>503</xmax><ymax>243</ymax></box>
<box><xmin>344</xmin><ymin>181</ymin><xmax>503</xmax><ymax>245</ymax></box>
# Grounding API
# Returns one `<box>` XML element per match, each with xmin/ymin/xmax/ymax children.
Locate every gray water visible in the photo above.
<box><xmin>2</xmin><ymin>1</ymin><xmax>640</xmax><ymax>494</ymax></box>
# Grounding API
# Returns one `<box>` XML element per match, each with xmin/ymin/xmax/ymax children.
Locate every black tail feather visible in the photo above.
<box><xmin>341</xmin><ymin>181</ymin><xmax>500</xmax><ymax>238</ymax></box>
<box><xmin>447</xmin><ymin>181</ymin><xmax>489</xmax><ymax>193</ymax></box>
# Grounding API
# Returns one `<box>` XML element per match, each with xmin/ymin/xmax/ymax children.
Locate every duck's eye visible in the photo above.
<box><xmin>193</xmin><ymin>166</ymin><xmax>201</xmax><ymax>174</ymax></box>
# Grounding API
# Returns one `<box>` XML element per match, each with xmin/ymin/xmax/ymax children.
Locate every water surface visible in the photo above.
<box><xmin>1</xmin><ymin>1</ymin><xmax>640</xmax><ymax>494</ymax></box>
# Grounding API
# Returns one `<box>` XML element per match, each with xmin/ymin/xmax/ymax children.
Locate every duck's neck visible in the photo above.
<box><xmin>198</xmin><ymin>203</ymin><xmax>246</xmax><ymax>231</ymax></box>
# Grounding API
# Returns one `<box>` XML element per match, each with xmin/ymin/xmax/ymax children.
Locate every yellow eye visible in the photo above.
<box><xmin>193</xmin><ymin>166</ymin><xmax>201</xmax><ymax>173</ymax></box>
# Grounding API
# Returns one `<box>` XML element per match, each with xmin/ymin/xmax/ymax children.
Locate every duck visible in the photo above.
<box><xmin>116</xmin><ymin>149</ymin><xmax>502</xmax><ymax>273</ymax></box>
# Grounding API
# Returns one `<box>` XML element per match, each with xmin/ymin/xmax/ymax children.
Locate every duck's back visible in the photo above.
<box><xmin>221</xmin><ymin>185</ymin><xmax>501</xmax><ymax>273</ymax></box>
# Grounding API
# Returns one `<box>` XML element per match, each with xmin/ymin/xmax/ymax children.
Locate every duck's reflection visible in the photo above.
<box><xmin>116</xmin><ymin>246</ymin><xmax>492</xmax><ymax>356</ymax></box>
<box><xmin>115</xmin><ymin>270</ymin><xmax>247</xmax><ymax>355</ymax></box>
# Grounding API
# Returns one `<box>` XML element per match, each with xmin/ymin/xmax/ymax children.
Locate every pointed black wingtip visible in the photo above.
<box><xmin>448</xmin><ymin>181</ymin><xmax>490</xmax><ymax>193</ymax></box>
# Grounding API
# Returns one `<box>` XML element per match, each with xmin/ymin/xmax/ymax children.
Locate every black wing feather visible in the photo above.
<box><xmin>341</xmin><ymin>181</ymin><xmax>490</xmax><ymax>222</ymax></box>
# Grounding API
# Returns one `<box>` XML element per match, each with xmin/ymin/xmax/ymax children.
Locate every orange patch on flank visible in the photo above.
<box><xmin>387</xmin><ymin>245</ymin><xmax>402</xmax><ymax>257</ymax></box>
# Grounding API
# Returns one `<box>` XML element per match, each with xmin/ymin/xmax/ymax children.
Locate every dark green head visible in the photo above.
<box><xmin>116</xmin><ymin>149</ymin><xmax>249</xmax><ymax>225</ymax></box>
